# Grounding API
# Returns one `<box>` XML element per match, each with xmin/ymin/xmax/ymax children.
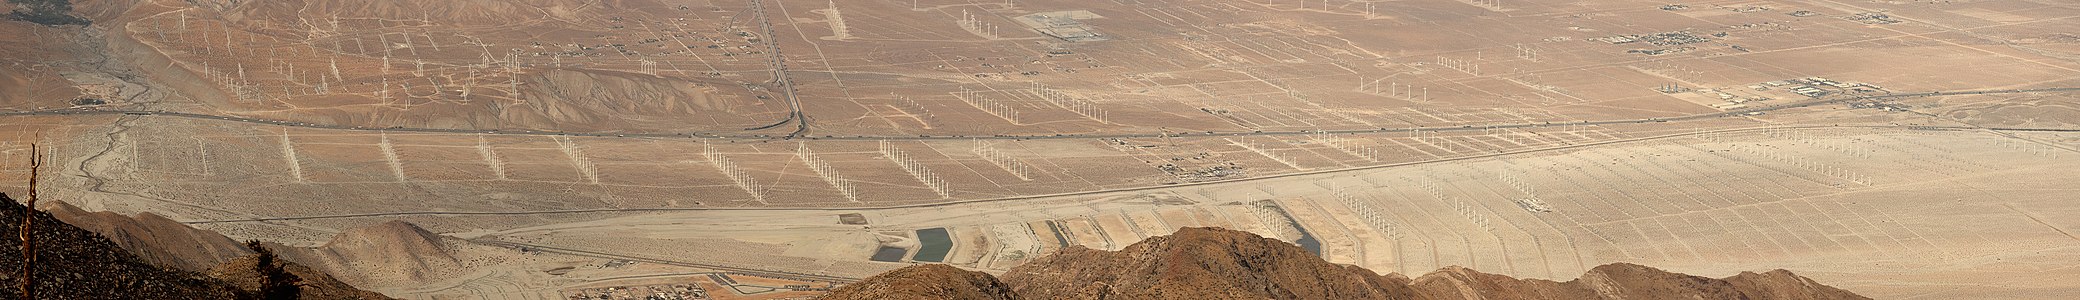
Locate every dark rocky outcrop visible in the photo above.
<box><xmin>0</xmin><ymin>193</ymin><xmax>245</xmax><ymax>299</ymax></box>
<box><xmin>210</xmin><ymin>251</ymin><xmax>394</xmax><ymax>300</ymax></box>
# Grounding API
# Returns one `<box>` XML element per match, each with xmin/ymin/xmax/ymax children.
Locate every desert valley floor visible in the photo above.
<box><xmin>3</xmin><ymin>0</ymin><xmax>2079</xmax><ymax>299</ymax></box>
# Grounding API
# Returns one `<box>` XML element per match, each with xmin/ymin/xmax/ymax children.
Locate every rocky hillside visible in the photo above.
<box><xmin>280</xmin><ymin>220</ymin><xmax>464</xmax><ymax>286</ymax></box>
<box><xmin>0</xmin><ymin>194</ymin><xmax>391</xmax><ymax>299</ymax></box>
<box><xmin>210</xmin><ymin>253</ymin><xmax>394</xmax><ymax>300</ymax></box>
<box><xmin>817</xmin><ymin>264</ymin><xmax>1021</xmax><ymax>300</ymax></box>
<box><xmin>821</xmin><ymin>227</ymin><xmax>1869</xmax><ymax>300</ymax></box>
<box><xmin>0</xmin><ymin>194</ymin><xmax>243</xmax><ymax>299</ymax></box>
<box><xmin>49</xmin><ymin>200</ymin><xmax>475</xmax><ymax>292</ymax></box>
<box><xmin>46</xmin><ymin>201</ymin><xmax>254</xmax><ymax>273</ymax></box>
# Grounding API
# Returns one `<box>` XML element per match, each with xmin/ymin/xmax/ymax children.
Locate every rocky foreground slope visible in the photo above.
<box><xmin>821</xmin><ymin>227</ymin><xmax>1869</xmax><ymax>300</ymax></box>
<box><xmin>0</xmin><ymin>194</ymin><xmax>390</xmax><ymax>299</ymax></box>
<box><xmin>50</xmin><ymin>200</ymin><xmax>471</xmax><ymax>290</ymax></box>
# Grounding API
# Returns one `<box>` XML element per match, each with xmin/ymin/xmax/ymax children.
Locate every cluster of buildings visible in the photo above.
<box><xmin>1018</xmin><ymin>11</ymin><xmax>1108</xmax><ymax>42</ymax></box>
<box><xmin>1597</xmin><ymin>31</ymin><xmax>1712</xmax><ymax>46</ymax></box>
<box><xmin>1848</xmin><ymin>12</ymin><xmax>1903</xmax><ymax>25</ymax></box>
<box><xmin>1762</xmin><ymin>77</ymin><xmax>1884</xmax><ymax>98</ymax></box>
<box><xmin>1686</xmin><ymin>77</ymin><xmax>1890</xmax><ymax>111</ymax></box>
<box><xmin>562</xmin><ymin>284</ymin><xmax>709</xmax><ymax>300</ymax></box>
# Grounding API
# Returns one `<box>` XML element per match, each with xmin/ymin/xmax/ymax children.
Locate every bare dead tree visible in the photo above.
<box><xmin>18</xmin><ymin>143</ymin><xmax>39</xmax><ymax>300</ymax></box>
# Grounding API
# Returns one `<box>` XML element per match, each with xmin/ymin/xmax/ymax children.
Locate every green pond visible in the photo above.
<box><xmin>912</xmin><ymin>228</ymin><xmax>953</xmax><ymax>262</ymax></box>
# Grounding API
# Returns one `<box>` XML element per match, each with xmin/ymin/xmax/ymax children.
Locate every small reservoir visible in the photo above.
<box><xmin>912</xmin><ymin>228</ymin><xmax>954</xmax><ymax>262</ymax></box>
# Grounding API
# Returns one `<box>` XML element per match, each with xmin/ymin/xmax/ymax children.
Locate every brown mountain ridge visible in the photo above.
<box><xmin>48</xmin><ymin>201</ymin><xmax>473</xmax><ymax>292</ymax></box>
<box><xmin>2</xmin><ymin>194</ymin><xmax>391</xmax><ymax>299</ymax></box>
<box><xmin>820</xmin><ymin>227</ymin><xmax>1869</xmax><ymax>300</ymax></box>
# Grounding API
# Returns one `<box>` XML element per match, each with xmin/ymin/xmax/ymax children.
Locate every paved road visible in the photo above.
<box><xmin>740</xmin><ymin>0</ymin><xmax>811</xmax><ymax>138</ymax></box>
<box><xmin>9</xmin><ymin>87</ymin><xmax>2075</xmax><ymax>142</ymax></box>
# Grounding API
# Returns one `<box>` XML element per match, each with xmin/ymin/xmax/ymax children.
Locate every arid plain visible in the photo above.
<box><xmin>4</xmin><ymin>0</ymin><xmax>2079</xmax><ymax>299</ymax></box>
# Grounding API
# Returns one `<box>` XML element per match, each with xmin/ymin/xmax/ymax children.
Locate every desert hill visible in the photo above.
<box><xmin>821</xmin><ymin>227</ymin><xmax>1869</xmax><ymax>300</ymax></box>
<box><xmin>47</xmin><ymin>201</ymin><xmax>254</xmax><ymax>273</ymax></box>
<box><xmin>47</xmin><ymin>202</ymin><xmax>471</xmax><ymax>292</ymax></box>
<box><xmin>1</xmin><ymin>193</ymin><xmax>390</xmax><ymax>299</ymax></box>
<box><xmin>286</xmin><ymin>220</ymin><xmax>464</xmax><ymax>286</ymax></box>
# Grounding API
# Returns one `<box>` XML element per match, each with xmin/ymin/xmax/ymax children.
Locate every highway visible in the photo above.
<box><xmin>739</xmin><ymin>0</ymin><xmax>811</xmax><ymax>138</ymax></box>
<box><xmin>7</xmin><ymin>87</ymin><xmax>2076</xmax><ymax>142</ymax></box>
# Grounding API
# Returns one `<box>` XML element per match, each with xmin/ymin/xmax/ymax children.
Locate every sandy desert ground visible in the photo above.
<box><xmin>4</xmin><ymin>0</ymin><xmax>2079</xmax><ymax>299</ymax></box>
